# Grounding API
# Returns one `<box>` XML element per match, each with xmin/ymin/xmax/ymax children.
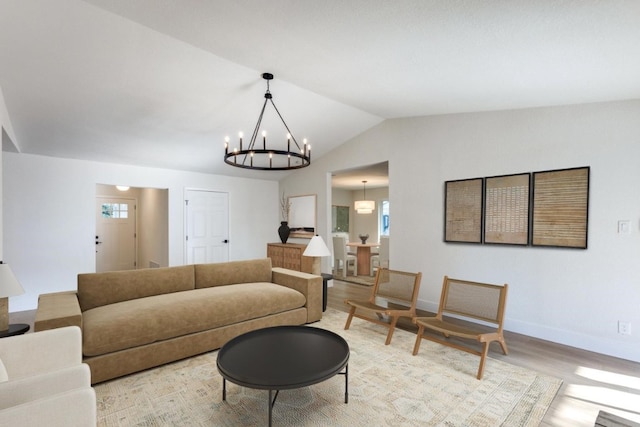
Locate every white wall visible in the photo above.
<box><xmin>281</xmin><ymin>99</ymin><xmax>640</xmax><ymax>362</ymax></box>
<box><xmin>3</xmin><ymin>153</ymin><xmax>279</xmax><ymax>311</ymax></box>
<box><xmin>350</xmin><ymin>186</ymin><xmax>388</xmax><ymax>242</ymax></box>
<box><xmin>0</xmin><ymin>85</ymin><xmax>18</xmax><ymax>260</ymax></box>
<box><xmin>138</xmin><ymin>187</ymin><xmax>169</xmax><ymax>268</ymax></box>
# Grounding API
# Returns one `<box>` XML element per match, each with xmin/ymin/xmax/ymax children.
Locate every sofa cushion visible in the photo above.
<box><xmin>82</xmin><ymin>282</ymin><xmax>305</xmax><ymax>356</ymax></box>
<box><xmin>195</xmin><ymin>258</ymin><xmax>272</xmax><ymax>289</ymax></box>
<box><xmin>78</xmin><ymin>265</ymin><xmax>195</xmax><ymax>311</ymax></box>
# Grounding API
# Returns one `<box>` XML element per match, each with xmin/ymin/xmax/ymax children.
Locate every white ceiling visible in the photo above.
<box><xmin>2</xmin><ymin>0</ymin><xmax>639</xmax><ymax>183</ymax></box>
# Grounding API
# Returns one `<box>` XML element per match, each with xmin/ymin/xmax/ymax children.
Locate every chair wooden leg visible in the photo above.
<box><xmin>477</xmin><ymin>342</ymin><xmax>490</xmax><ymax>380</ymax></box>
<box><xmin>385</xmin><ymin>316</ymin><xmax>398</xmax><ymax>345</ymax></box>
<box><xmin>344</xmin><ymin>306</ymin><xmax>356</xmax><ymax>330</ymax></box>
<box><xmin>412</xmin><ymin>326</ymin><xmax>424</xmax><ymax>355</ymax></box>
<box><xmin>498</xmin><ymin>337</ymin><xmax>509</xmax><ymax>355</ymax></box>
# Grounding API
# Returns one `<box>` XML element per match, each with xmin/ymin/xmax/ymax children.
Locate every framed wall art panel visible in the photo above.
<box><xmin>484</xmin><ymin>173</ymin><xmax>530</xmax><ymax>245</ymax></box>
<box><xmin>444</xmin><ymin>178</ymin><xmax>483</xmax><ymax>243</ymax></box>
<box><xmin>531</xmin><ymin>166</ymin><xmax>590</xmax><ymax>249</ymax></box>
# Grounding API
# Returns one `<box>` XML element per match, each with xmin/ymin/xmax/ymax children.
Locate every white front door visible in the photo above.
<box><xmin>185</xmin><ymin>190</ymin><xmax>229</xmax><ymax>264</ymax></box>
<box><xmin>96</xmin><ymin>197</ymin><xmax>137</xmax><ymax>272</ymax></box>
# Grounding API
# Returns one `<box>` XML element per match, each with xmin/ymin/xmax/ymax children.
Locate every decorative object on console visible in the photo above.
<box><xmin>278</xmin><ymin>222</ymin><xmax>290</xmax><ymax>244</ymax></box>
<box><xmin>224</xmin><ymin>73</ymin><xmax>310</xmax><ymax>171</ymax></box>
<box><xmin>303</xmin><ymin>235</ymin><xmax>332</xmax><ymax>275</ymax></box>
<box><xmin>278</xmin><ymin>192</ymin><xmax>291</xmax><ymax>243</ymax></box>
<box><xmin>0</xmin><ymin>262</ymin><xmax>26</xmax><ymax>334</ymax></box>
<box><xmin>354</xmin><ymin>180</ymin><xmax>375</xmax><ymax>214</ymax></box>
<box><xmin>358</xmin><ymin>234</ymin><xmax>369</xmax><ymax>244</ymax></box>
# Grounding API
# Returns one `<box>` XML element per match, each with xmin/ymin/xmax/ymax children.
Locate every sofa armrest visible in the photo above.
<box><xmin>0</xmin><ymin>364</ymin><xmax>91</xmax><ymax>409</ymax></box>
<box><xmin>34</xmin><ymin>291</ymin><xmax>82</xmax><ymax>332</ymax></box>
<box><xmin>0</xmin><ymin>327</ymin><xmax>83</xmax><ymax>380</ymax></box>
<box><xmin>272</xmin><ymin>267</ymin><xmax>322</xmax><ymax>323</ymax></box>
<box><xmin>0</xmin><ymin>387</ymin><xmax>96</xmax><ymax>427</ymax></box>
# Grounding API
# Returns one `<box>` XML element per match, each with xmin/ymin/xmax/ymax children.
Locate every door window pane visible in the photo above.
<box><xmin>101</xmin><ymin>203</ymin><xmax>129</xmax><ymax>219</ymax></box>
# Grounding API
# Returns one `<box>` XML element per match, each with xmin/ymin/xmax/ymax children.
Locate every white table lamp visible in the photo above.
<box><xmin>0</xmin><ymin>263</ymin><xmax>25</xmax><ymax>331</ymax></box>
<box><xmin>303</xmin><ymin>235</ymin><xmax>331</xmax><ymax>275</ymax></box>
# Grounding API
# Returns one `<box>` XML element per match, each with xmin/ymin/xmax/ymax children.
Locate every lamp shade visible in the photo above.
<box><xmin>0</xmin><ymin>264</ymin><xmax>24</xmax><ymax>298</ymax></box>
<box><xmin>354</xmin><ymin>200</ymin><xmax>375</xmax><ymax>214</ymax></box>
<box><xmin>303</xmin><ymin>236</ymin><xmax>331</xmax><ymax>257</ymax></box>
<box><xmin>354</xmin><ymin>180</ymin><xmax>375</xmax><ymax>214</ymax></box>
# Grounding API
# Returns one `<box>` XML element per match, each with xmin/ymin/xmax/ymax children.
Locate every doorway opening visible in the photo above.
<box><xmin>95</xmin><ymin>184</ymin><xmax>168</xmax><ymax>272</ymax></box>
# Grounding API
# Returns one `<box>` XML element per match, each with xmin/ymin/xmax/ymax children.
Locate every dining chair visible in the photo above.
<box><xmin>332</xmin><ymin>236</ymin><xmax>357</xmax><ymax>277</ymax></box>
<box><xmin>370</xmin><ymin>236</ymin><xmax>389</xmax><ymax>275</ymax></box>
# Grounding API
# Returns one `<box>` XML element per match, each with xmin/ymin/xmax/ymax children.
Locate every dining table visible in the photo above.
<box><xmin>346</xmin><ymin>242</ymin><xmax>379</xmax><ymax>276</ymax></box>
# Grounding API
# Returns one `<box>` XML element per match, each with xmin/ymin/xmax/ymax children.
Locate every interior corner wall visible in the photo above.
<box><xmin>282</xmin><ymin>99</ymin><xmax>640</xmax><ymax>362</ymax></box>
<box><xmin>3</xmin><ymin>153</ymin><xmax>279</xmax><ymax>312</ymax></box>
<box><xmin>137</xmin><ymin>187</ymin><xmax>169</xmax><ymax>269</ymax></box>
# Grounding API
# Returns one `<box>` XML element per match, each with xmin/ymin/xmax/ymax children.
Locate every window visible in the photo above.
<box><xmin>101</xmin><ymin>203</ymin><xmax>129</xmax><ymax>219</ymax></box>
<box><xmin>380</xmin><ymin>200</ymin><xmax>389</xmax><ymax>236</ymax></box>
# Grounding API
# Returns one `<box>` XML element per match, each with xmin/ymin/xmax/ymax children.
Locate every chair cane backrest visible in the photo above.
<box><xmin>438</xmin><ymin>276</ymin><xmax>508</xmax><ymax>327</ymax></box>
<box><xmin>372</xmin><ymin>268</ymin><xmax>422</xmax><ymax>309</ymax></box>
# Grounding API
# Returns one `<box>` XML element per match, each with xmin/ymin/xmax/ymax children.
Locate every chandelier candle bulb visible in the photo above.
<box><xmin>262</xmin><ymin>131</ymin><xmax>266</xmax><ymax>149</ymax></box>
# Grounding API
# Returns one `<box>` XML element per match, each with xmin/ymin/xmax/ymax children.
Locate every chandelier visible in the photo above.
<box><xmin>355</xmin><ymin>180</ymin><xmax>375</xmax><ymax>214</ymax></box>
<box><xmin>224</xmin><ymin>73</ymin><xmax>311</xmax><ymax>171</ymax></box>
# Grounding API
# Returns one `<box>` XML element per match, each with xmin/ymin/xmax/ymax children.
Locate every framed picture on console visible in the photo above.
<box><xmin>531</xmin><ymin>166</ymin><xmax>590</xmax><ymax>249</ymax></box>
<box><xmin>483</xmin><ymin>173</ymin><xmax>530</xmax><ymax>245</ymax></box>
<box><xmin>288</xmin><ymin>194</ymin><xmax>316</xmax><ymax>238</ymax></box>
<box><xmin>444</xmin><ymin>177</ymin><xmax>483</xmax><ymax>244</ymax></box>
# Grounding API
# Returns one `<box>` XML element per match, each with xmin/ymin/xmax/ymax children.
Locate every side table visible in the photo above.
<box><xmin>0</xmin><ymin>323</ymin><xmax>30</xmax><ymax>338</ymax></box>
<box><xmin>321</xmin><ymin>273</ymin><xmax>333</xmax><ymax>312</ymax></box>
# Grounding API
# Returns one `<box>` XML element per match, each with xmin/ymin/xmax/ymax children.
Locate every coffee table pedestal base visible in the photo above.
<box><xmin>222</xmin><ymin>364</ymin><xmax>348</xmax><ymax>427</ymax></box>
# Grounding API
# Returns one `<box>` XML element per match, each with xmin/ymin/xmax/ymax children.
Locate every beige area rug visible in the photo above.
<box><xmin>95</xmin><ymin>309</ymin><xmax>562</xmax><ymax>426</ymax></box>
<box><xmin>333</xmin><ymin>269</ymin><xmax>376</xmax><ymax>286</ymax></box>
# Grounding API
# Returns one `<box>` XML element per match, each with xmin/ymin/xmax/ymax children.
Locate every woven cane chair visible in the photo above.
<box><xmin>412</xmin><ymin>276</ymin><xmax>508</xmax><ymax>379</ymax></box>
<box><xmin>344</xmin><ymin>268</ymin><xmax>422</xmax><ymax>345</ymax></box>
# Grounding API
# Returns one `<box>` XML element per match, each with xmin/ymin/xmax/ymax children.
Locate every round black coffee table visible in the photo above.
<box><xmin>217</xmin><ymin>325</ymin><xmax>349</xmax><ymax>426</ymax></box>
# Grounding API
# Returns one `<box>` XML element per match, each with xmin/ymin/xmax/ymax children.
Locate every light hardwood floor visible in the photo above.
<box><xmin>10</xmin><ymin>281</ymin><xmax>640</xmax><ymax>426</ymax></box>
<box><xmin>329</xmin><ymin>279</ymin><xmax>640</xmax><ymax>427</ymax></box>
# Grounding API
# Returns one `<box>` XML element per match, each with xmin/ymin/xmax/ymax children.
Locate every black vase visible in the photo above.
<box><xmin>278</xmin><ymin>221</ymin><xmax>290</xmax><ymax>244</ymax></box>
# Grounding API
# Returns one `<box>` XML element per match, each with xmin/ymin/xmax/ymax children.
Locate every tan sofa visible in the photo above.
<box><xmin>34</xmin><ymin>258</ymin><xmax>322</xmax><ymax>384</ymax></box>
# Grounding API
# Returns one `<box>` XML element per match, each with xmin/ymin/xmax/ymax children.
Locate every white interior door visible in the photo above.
<box><xmin>96</xmin><ymin>197</ymin><xmax>137</xmax><ymax>272</ymax></box>
<box><xmin>185</xmin><ymin>190</ymin><xmax>229</xmax><ymax>264</ymax></box>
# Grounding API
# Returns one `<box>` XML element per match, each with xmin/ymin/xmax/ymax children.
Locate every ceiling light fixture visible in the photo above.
<box><xmin>355</xmin><ymin>180</ymin><xmax>375</xmax><ymax>214</ymax></box>
<box><xmin>115</xmin><ymin>185</ymin><xmax>130</xmax><ymax>191</ymax></box>
<box><xmin>224</xmin><ymin>73</ymin><xmax>310</xmax><ymax>171</ymax></box>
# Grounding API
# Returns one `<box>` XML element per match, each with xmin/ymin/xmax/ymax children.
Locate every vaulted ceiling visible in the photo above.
<box><xmin>2</xmin><ymin>1</ymin><xmax>639</xmax><ymax>181</ymax></box>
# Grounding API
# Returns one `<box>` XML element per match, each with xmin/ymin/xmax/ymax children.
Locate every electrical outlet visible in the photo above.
<box><xmin>618</xmin><ymin>321</ymin><xmax>632</xmax><ymax>335</ymax></box>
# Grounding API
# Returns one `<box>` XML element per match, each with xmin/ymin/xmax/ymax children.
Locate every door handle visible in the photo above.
<box><xmin>96</xmin><ymin>241</ymin><xmax>103</xmax><ymax>245</ymax></box>
<box><xmin>223</xmin><ymin>239</ymin><xmax>229</xmax><ymax>243</ymax></box>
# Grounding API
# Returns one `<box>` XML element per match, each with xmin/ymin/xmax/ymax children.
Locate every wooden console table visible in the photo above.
<box><xmin>267</xmin><ymin>243</ymin><xmax>313</xmax><ymax>274</ymax></box>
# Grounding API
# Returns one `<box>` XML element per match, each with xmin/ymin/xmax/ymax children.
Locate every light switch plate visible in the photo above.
<box><xmin>618</xmin><ymin>220</ymin><xmax>631</xmax><ymax>234</ymax></box>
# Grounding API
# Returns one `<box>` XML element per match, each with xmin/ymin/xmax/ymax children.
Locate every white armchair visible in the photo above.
<box><xmin>0</xmin><ymin>326</ymin><xmax>96</xmax><ymax>427</ymax></box>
